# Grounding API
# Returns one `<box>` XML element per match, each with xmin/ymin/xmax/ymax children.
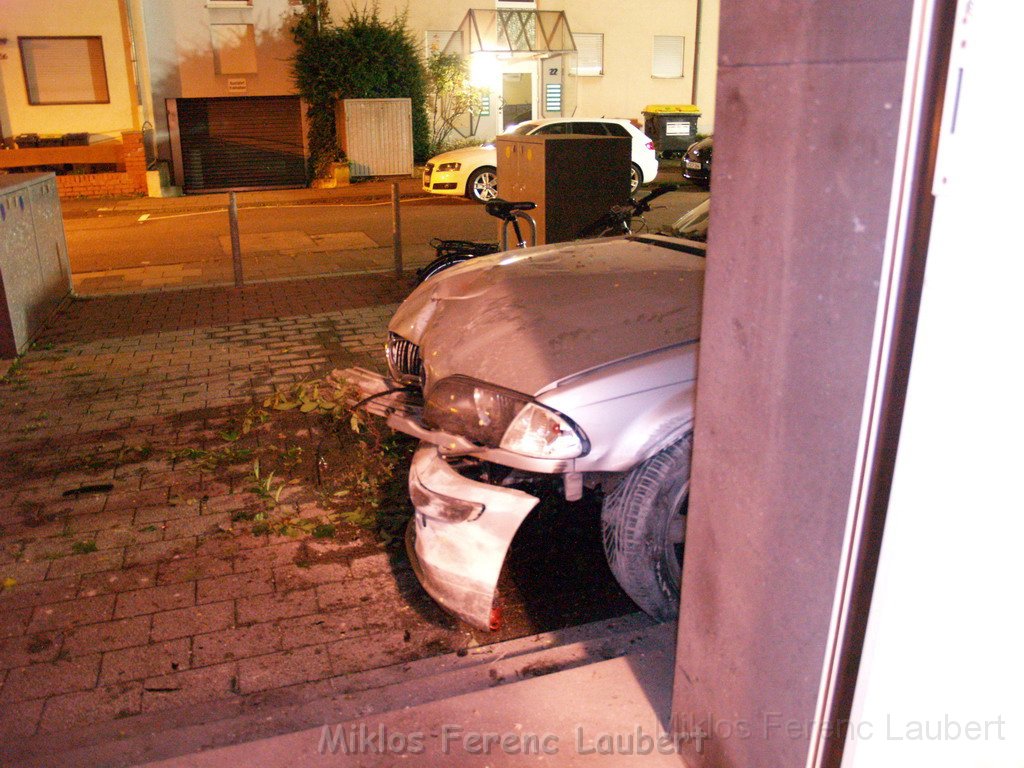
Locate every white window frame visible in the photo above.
<box><xmin>572</xmin><ymin>33</ymin><xmax>604</xmax><ymax>77</ymax></box>
<box><xmin>652</xmin><ymin>35</ymin><xmax>685</xmax><ymax>79</ymax></box>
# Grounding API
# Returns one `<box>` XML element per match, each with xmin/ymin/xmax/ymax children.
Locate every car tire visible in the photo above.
<box><xmin>601</xmin><ymin>433</ymin><xmax>691</xmax><ymax>620</ymax></box>
<box><xmin>629</xmin><ymin>163</ymin><xmax>643</xmax><ymax>194</ymax></box>
<box><xmin>466</xmin><ymin>167</ymin><xmax>498</xmax><ymax>203</ymax></box>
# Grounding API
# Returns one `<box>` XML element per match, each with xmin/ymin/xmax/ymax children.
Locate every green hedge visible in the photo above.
<box><xmin>291</xmin><ymin>2</ymin><xmax>429</xmax><ymax>179</ymax></box>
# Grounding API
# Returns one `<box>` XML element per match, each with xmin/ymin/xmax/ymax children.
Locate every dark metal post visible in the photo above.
<box><xmin>391</xmin><ymin>182</ymin><xmax>403</xmax><ymax>279</ymax></box>
<box><xmin>229</xmin><ymin>192</ymin><xmax>243</xmax><ymax>288</ymax></box>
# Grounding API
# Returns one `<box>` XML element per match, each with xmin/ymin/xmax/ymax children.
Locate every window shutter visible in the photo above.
<box><xmin>211</xmin><ymin>25</ymin><xmax>258</xmax><ymax>75</ymax></box>
<box><xmin>573</xmin><ymin>33</ymin><xmax>604</xmax><ymax>76</ymax></box>
<box><xmin>19</xmin><ymin>37</ymin><xmax>110</xmax><ymax>104</ymax></box>
<box><xmin>652</xmin><ymin>35</ymin><xmax>684</xmax><ymax>78</ymax></box>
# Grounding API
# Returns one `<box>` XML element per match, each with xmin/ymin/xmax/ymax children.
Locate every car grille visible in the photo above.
<box><xmin>386</xmin><ymin>333</ymin><xmax>423</xmax><ymax>385</ymax></box>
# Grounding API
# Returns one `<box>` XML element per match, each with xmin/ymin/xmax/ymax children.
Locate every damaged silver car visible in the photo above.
<box><xmin>343</xmin><ymin>232</ymin><xmax>705</xmax><ymax>629</ymax></box>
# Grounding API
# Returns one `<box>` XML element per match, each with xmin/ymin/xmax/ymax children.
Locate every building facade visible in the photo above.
<box><xmin>1</xmin><ymin>0</ymin><xmax>719</xmax><ymax>195</ymax></box>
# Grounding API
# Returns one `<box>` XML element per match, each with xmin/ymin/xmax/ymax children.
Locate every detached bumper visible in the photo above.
<box><xmin>404</xmin><ymin>442</ymin><xmax>539</xmax><ymax>630</ymax></box>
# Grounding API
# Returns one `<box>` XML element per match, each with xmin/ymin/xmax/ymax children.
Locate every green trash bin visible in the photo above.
<box><xmin>642</xmin><ymin>104</ymin><xmax>701</xmax><ymax>158</ymax></box>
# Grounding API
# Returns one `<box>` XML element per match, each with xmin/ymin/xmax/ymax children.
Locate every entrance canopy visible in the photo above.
<box><xmin>445</xmin><ymin>9</ymin><xmax>576</xmax><ymax>56</ymax></box>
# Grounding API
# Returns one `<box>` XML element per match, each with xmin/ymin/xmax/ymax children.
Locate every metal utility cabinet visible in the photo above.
<box><xmin>0</xmin><ymin>173</ymin><xmax>72</xmax><ymax>358</ymax></box>
<box><xmin>336</xmin><ymin>98</ymin><xmax>416</xmax><ymax>178</ymax></box>
<box><xmin>495</xmin><ymin>135</ymin><xmax>630</xmax><ymax>245</ymax></box>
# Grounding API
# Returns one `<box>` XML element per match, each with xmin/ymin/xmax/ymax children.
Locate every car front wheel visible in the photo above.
<box><xmin>466</xmin><ymin>167</ymin><xmax>498</xmax><ymax>203</ymax></box>
<box><xmin>629</xmin><ymin>163</ymin><xmax>643</xmax><ymax>194</ymax></box>
<box><xmin>601</xmin><ymin>434</ymin><xmax>691</xmax><ymax>620</ymax></box>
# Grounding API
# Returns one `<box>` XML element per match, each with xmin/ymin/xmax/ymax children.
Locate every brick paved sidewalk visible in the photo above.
<box><xmin>0</xmin><ymin>275</ymin><xmax>453</xmax><ymax>745</ymax></box>
<box><xmin>0</xmin><ymin>272</ymin><xmax>635</xmax><ymax>762</ymax></box>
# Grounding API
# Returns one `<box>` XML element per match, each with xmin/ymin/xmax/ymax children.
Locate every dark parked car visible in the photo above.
<box><xmin>682</xmin><ymin>136</ymin><xmax>712</xmax><ymax>189</ymax></box>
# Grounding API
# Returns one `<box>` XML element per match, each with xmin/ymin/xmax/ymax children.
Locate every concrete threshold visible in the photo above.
<box><xmin>8</xmin><ymin>614</ymin><xmax>677</xmax><ymax>768</ymax></box>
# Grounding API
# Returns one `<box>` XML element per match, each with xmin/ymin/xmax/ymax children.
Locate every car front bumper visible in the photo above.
<box><xmin>405</xmin><ymin>441</ymin><xmax>539</xmax><ymax>629</ymax></box>
<box><xmin>340</xmin><ymin>367</ymin><xmax>542</xmax><ymax>629</ymax></box>
<box><xmin>422</xmin><ymin>167</ymin><xmax>466</xmax><ymax>196</ymax></box>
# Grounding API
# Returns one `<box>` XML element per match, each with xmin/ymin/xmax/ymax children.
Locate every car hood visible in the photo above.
<box><xmin>428</xmin><ymin>145</ymin><xmax>497</xmax><ymax>166</ymax></box>
<box><xmin>390</xmin><ymin>236</ymin><xmax>705</xmax><ymax>396</ymax></box>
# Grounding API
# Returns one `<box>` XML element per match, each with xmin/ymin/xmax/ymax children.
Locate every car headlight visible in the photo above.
<box><xmin>423</xmin><ymin>376</ymin><xmax>588</xmax><ymax>459</ymax></box>
<box><xmin>437</xmin><ymin>162</ymin><xmax>461</xmax><ymax>172</ymax></box>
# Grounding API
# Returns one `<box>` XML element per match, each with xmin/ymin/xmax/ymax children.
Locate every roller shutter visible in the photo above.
<box><xmin>176</xmin><ymin>96</ymin><xmax>305</xmax><ymax>193</ymax></box>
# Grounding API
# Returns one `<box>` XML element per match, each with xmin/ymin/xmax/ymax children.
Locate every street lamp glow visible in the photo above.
<box><xmin>469</xmin><ymin>53</ymin><xmax>500</xmax><ymax>89</ymax></box>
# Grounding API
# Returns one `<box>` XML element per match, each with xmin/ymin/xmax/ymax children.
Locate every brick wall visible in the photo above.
<box><xmin>55</xmin><ymin>132</ymin><xmax>148</xmax><ymax>199</ymax></box>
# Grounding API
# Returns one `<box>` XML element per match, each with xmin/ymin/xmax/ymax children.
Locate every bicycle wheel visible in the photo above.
<box><xmin>416</xmin><ymin>255</ymin><xmax>474</xmax><ymax>284</ymax></box>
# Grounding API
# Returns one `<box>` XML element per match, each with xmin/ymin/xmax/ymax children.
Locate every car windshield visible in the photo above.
<box><xmin>509</xmin><ymin>122</ymin><xmax>541</xmax><ymax>136</ymax></box>
<box><xmin>669</xmin><ymin>199</ymin><xmax>710</xmax><ymax>242</ymax></box>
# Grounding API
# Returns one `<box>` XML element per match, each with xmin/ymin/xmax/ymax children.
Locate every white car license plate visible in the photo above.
<box><xmin>685</xmin><ymin>160</ymin><xmax>702</xmax><ymax>170</ymax></box>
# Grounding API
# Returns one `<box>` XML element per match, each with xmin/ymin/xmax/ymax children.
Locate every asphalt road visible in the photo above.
<box><xmin>63</xmin><ymin>196</ymin><xmax>497</xmax><ymax>273</ymax></box>
<box><xmin>61</xmin><ymin>179</ymin><xmax>709</xmax><ymax>291</ymax></box>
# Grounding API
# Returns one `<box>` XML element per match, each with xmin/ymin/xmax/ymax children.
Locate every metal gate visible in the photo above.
<box><xmin>174</xmin><ymin>96</ymin><xmax>305</xmax><ymax>193</ymax></box>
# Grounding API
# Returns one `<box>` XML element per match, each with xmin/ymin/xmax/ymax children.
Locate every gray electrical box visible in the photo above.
<box><xmin>495</xmin><ymin>135</ymin><xmax>630</xmax><ymax>245</ymax></box>
<box><xmin>0</xmin><ymin>173</ymin><xmax>72</xmax><ymax>358</ymax></box>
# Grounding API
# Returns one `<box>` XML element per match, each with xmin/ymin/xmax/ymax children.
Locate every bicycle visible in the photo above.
<box><xmin>575</xmin><ymin>184</ymin><xmax>680</xmax><ymax>239</ymax></box>
<box><xmin>416</xmin><ymin>199</ymin><xmax>538</xmax><ymax>284</ymax></box>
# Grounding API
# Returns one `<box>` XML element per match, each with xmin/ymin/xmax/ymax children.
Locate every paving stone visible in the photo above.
<box><xmin>197</xmin><ymin>569</ymin><xmax>273</xmax><ymax>605</ymax></box>
<box><xmin>140</xmin><ymin>661</ymin><xmax>239</xmax><ymax>713</ymax></box>
<box><xmin>317</xmin><ymin>574</ymin><xmax>409</xmax><ymax>611</ymax></box>
<box><xmin>162</xmin><ymin>511</ymin><xmax>233</xmax><ymax>540</ymax></box>
<box><xmin>0</xmin><ymin>631</ymin><xmax>64</xmax><ymax>668</ymax></box>
<box><xmin>123</xmin><ymin>537</ymin><xmax>197</xmax><ymax>567</ymax></box>
<box><xmin>233</xmin><ymin>541</ymin><xmax>303</xmax><ymax>573</ymax></box>
<box><xmin>93</xmin><ymin>524</ymin><xmax>163</xmax><ymax>551</ymax></box>
<box><xmin>0</xmin><ymin>607</ymin><xmax>31</xmax><ymax>639</ymax></box>
<box><xmin>0</xmin><ymin>655</ymin><xmax>101</xmax><ymax>703</ymax></box>
<box><xmin>273</xmin><ymin>561</ymin><xmax>351</xmax><ymax>593</ymax></box>
<box><xmin>63</xmin><ymin>509</ymin><xmax>136</xmax><ymax>532</ymax></box>
<box><xmin>276</xmin><ymin>609</ymin><xmax>372</xmax><ymax>651</ymax></box>
<box><xmin>0</xmin><ymin>697</ymin><xmax>43</xmax><ymax>740</ymax></box>
<box><xmin>156</xmin><ymin>554</ymin><xmax>233</xmax><ymax>585</ymax></box>
<box><xmin>0</xmin><ymin>560</ymin><xmax>50</xmax><ymax>585</ymax></box>
<box><xmin>114</xmin><ymin>582</ymin><xmax>195</xmax><ymax>618</ymax></box>
<box><xmin>100</xmin><ymin>638</ymin><xmax>191</xmax><ymax>685</ymax></box>
<box><xmin>236</xmin><ymin>645</ymin><xmax>331</xmax><ymax>694</ymax></box>
<box><xmin>46</xmin><ymin>548</ymin><xmax>125</xmax><ymax>579</ymax></box>
<box><xmin>150</xmin><ymin>600</ymin><xmax>235</xmax><ymax>642</ymax></box>
<box><xmin>348</xmin><ymin>551</ymin><xmax>411</xmax><ymax>579</ymax></box>
<box><xmin>78</xmin><ymin>564</ymin><xmax>159</xmax><ymax>597</ymax></box>
<box><xmin>193</xmin><ymin>536</ymin><xmax>244</xmax><ymax>560</ymax></box>
<box><xmin>28</xmin><ymin>593</ymin><xmax>115</xmax><ymax>633</ymax></box>
<box><xmin>327</xmin><ymin>628</ymin><xmax>434</xmax><ymax>677</ymax></box>
<box><xmin>236</xmin><ymin>588</ymin><xmax>317</xmax><ymax>626</ymax></box>
<box><xmin>192</xmin><ymin>623</ymin><xmax>281</xmax><ymax>667</ymax></box>
<box><xmin>103</xmin><ymin>487</ymin><xmax>170</xmax><ymax>512</ymax></box>
<box><xmin>63</xmin><ymin>616</ymin><xmax>152</xmax><ymax>656</ymax></box>
<box><xmin>133</xmin><ymin>502</ymin><xmax>199</xmax><ymax>525</ymax></box>
<box><xmin>38</xmin><ymin>681</ymin><xmax>142</xmax><ymax>733</ymax></box>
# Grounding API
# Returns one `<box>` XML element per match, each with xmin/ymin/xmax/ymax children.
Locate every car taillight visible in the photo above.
<box><xmin>646</xmin><ymin>141</ymin><xmax>655</xmax><ymax>151</ymax></box>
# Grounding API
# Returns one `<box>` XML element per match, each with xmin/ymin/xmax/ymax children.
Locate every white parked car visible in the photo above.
<box><xmin>343</xmin><ymin>224</ymin><xmax>705</xmax><ymax>630</ymax></box>
<box><xmin>423</xmin><ymin>117</ymin><xmax>660</xmax><ymax>203</ymax></box>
